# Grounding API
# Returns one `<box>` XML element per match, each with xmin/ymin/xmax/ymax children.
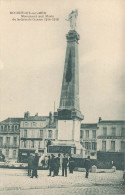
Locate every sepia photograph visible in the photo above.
<box><xmin>0</xmin><ymin>0</ymin><xmax>125</xmax><ymax>194</ymax></box>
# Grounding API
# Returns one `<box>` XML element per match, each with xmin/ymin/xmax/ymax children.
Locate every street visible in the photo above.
<box><xmin>0</xmin><ymin>169</ymin><xmax>125</xmax><ymax>195</ymax></box>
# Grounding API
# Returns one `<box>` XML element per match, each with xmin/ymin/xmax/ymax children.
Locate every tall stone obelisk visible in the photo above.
<box><xmin>53</xmin><ymin>10</ymin><xmax>84</xmax><ymax>156</ymax></box>
<box><xmin>59</xmin><ymin>10</ymin><xmax>82</xmax><ymax>116</ymax></box>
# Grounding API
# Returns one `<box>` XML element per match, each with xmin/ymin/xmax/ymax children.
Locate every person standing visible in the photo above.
<box><xmin>62</xmin><ymin>154</ymin><xmax>68</xmax><ymax>177</ymax></box>
<box><xmin>48</xmin><ymin>154</ymin><xmax>55</xmax><ymax>177</ymax></box>
<box><xmin>53</xmin><ymin>155</ymin><xmax>58</xmax><ymax>177</ymax></box>
<box><xmin>69</xmin><ymin>156</ymin><xmax>75</xmax><ymax>174</ymax></box>
<box><xmin>31</xmin><ymin>152</ymin><xmax>39</xmax><ymax>178</ymax></box>
<box><xmin>39</xmin><ymin>154</ymin><xmax>45</xmax><ymax>168</ymax></box>
<box><xmin>47</xmin><ymin>155</ymin><xmax>50</xmax><ymax>170</ymax></box>
<box><xmin>53</xmin><ymin>154</ymin><xmax>60</xmax><ymax>176</ymax></box>
<box><xmin>84</xmin><ymin>156</ymin><xmax>91</xmax><ymax>178</ymax></box>
<box><xmin>57</xmin><ymin>154</ymin><xmax>60</xmax><ymax>176</ymax></box>
<box><xmin>2</xmin><ymin>153</ymin><xmax>5</xmax><ymax>162</ymax></box>
<box><xmin>27</xmin><ymin>154</ymin><xmax>34</xmax><ymax>176</ymax></box>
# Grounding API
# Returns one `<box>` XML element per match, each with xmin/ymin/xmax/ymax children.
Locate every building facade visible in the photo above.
<box><xmin>44</xmin><ymin>122</ymin><xmax>57</xmax><ymax>152</ymax></box>
<box><xmin>0</xmin><ymin>118</ymin><xmax>23</xmax><ymax>162</ymax></box>
<box><xmin>80</xmin><ymin>123</ymin><xmax>98</xmax><ymax>159</ymax></box>
<box><xmin>97</xmin><ymin>118</ymin><xmax>125</xmax><ymax>169</ymax></box>
<box><xmin>97</xmin><ymin>119</ymin><xmax>125</xmax><ymax>152</ymax></box>
<box><xmin>19</xmin><ymin>112</ymin><xmax>56</xmax><ymax>162</ymax></box>
<box><xmin>0</xmin><ymin>113</ymin><xmax>124</xmax><ymax>167</ymax></box>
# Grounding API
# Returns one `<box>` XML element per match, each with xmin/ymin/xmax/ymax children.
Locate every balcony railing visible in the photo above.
<box><xmin>21</xmin><ymin>138</ymin><xmax>43</xmax><ymax>140</ymax></box>
<box><xmin>0</xmin><ymin>144</ymin><xmax>19</xmax><ymax>148</ymax></box>
<box><xmin>0</xmin><ymin>131</ymin><xmax>19</xmax><ymax>134</ymax></box>
<box><xmin>80</xmin><ymin>137</ymin><xmax>97</xmax><ymax>141</ymax></box>
<box><xmin>97</xmin><ymin>135</ymin><xmax>125</xmax><ymax>139</ymax></box>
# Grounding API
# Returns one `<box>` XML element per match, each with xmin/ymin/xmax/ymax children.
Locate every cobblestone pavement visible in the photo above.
<box><xmin>0</xmin><ymin>169</ymin><xmax>125</xmax><ymax>195</ymax></box>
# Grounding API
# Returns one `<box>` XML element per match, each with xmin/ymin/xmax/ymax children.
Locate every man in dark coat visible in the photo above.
<box><xmin>69</xmin><ymin>156</ymin><xmax>75</xmax><ymax>174</ymax></box>
<box><xmin>31</xmin><ymin>152</ymin><xmax>39</xmax><ymax>178</ymax></box>
<box><xmin>57</xmin><ymin>153</ymin><xmax>60</xmax><ymax>175</ymax></box>
<box><xmin>47</xmin><ymin>155</ymin><xmax>50</xmax><ymax>170</ymax></box>
<box><xmin>2</xmin><ymin>154</ymin><xmax>5</xmax><ymax>162</ymax></box>
<box><xmin>84</xmin><ymin>156</ymin><xmax>91</xmax><ymax>178</ymax></box>
<box><xmin>53</xmin><ymin>154</ymin><xmax>60</xmax><ymax>176</ymax></box>
<box><xmin>27</xmin><ymin>154</ymin><xmax>34</xmax><ymax>176</ymax></box>
<box><xmin>62</xmin><ymin>154</ymin><xmax>68</xmax><ymax>177</ymax></box>
<box><xmin>48</xmin><ymin>154</ymin><xmax>55</xmax><ymax>176</ymax></box>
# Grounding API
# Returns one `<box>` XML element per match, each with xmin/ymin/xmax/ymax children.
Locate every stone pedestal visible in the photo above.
<box><xmin>91</xmin><ymin>165</ymin><xmax>97</xmax><ymax>173</ymax></box>
<box><xmin>112</xmin><ymin>166</ymin><xmax>116</xmax><ymax>172</ymax></box>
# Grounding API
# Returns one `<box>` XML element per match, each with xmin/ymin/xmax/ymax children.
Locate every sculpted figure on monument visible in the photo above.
<box><xmin>66</xmin><ymin>10</ymin><xmax>78</xmax><ymax>30</ymax></box>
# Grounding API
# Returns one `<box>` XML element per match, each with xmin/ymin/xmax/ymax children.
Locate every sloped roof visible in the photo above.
<box><xmin>45</xmin><ymin>123</ymin><xmax>56</xmax><ymax>128</ymax></box>
<box><xmin>0</xmin><ymin>118</ymin><xmax>23</xmax><ymax>124</ymax></box>
<box><xmin>98</xmin><ymin>120</ymin><xmax>125</xmax><ymax>125</ymax></box>
<box><xmin>23</xmin><ymin>116</ymin><xmax>49</xmax><ymax>121</ymax></box>
<box><xmin>81</xmin><ymin>123</ymin><xmax>98</xmax><ymax>129</ymax></box>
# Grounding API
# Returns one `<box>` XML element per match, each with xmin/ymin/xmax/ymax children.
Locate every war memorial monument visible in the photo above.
<box><xmin>48</xmin><ymin>10</ymin><xmax>84</xmax><ymax>157</ymax></box>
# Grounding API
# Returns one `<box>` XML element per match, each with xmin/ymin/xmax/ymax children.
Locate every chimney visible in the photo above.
<box><xmin>24</xmin><ymin>111</ymin><xmax>30</xmax><ymax>119</ymax></box>
<box><xmin>49</xmin><ymin>112</ymin><xmax>52</xmax><ymax>124</ymax></box>
<box><xmin>99</xmin><ymin>117</ymin><xmax>102</xmax><ymax>122</ymax></box>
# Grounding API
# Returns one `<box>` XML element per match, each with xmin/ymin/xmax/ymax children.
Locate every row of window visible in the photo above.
<box><xmin>84</xmin><ymin>142</ymin><xmax>97</xmax><ymax>150</ymax></box>
<box><xmin>102</xmin><ymin>141</ymin><xmax>125</xmax><ymax>152</ymax></box>
<box><xmin>80</xmin><ymin>128</ymin><xmax>125</xmax><ymax>139</ymax></box>
<box><xmin>5</xmin><ymin>149</ymin><xmax>17</xmax><ymax>158</ymax></box>
<box><xmin>22</xmin><ymin>121</ymin><xmax>47</xmax><ymax>127</ymax></box>
<box><xmin>0</xmin><ymin>125</ymin><xmax>19</xmax><ymax>131</ymax></box>
<box><xmin>85</xmin><ymin>151</ymin><xmax>96</xmax><ymax>156</ymax></box>
<box><xmin>22</xmin><ymin>140</ymin><xmax>42</xmax><ymax>149</ymax></box>
<box><xmin>80</xmin><ymin>130</ymin><xmax>96</xmax><ymax>139</ymax></box>
<box><xmin>0</xmin><ymin>137</ymin><xmax>17</xmax><ymax>147</ymax></box>
<box><xmin>102</xmin><ymin>127</ymin><xmax>125</xmax><ymax>136</ymax></box>
<box><xmin>23</xmin><ymin>129</ymin><xmax>53</xmax><ymax>138</ymax></box>
<box><xmin>25</xmin><ymin>122</ymin><xmax>37</xmax><ymax>127</ymax></box>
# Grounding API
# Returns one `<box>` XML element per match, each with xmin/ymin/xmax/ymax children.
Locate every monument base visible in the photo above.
<box><xmin>52</xmin><ymin>109</ymin><xmax>84</xmax><ymax>158</ymax></box>
<box><xmin>48</xmin><ymin>140</ymin><xmax>84</xmax><ymax>158</ymax></box>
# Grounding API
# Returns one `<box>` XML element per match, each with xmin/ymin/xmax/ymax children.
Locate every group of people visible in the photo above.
<box><xmin>28</xmin><ymin>152</ymin><xmax>91</xmax><ymax>179</ymax></box>
<box><xmin>48</xmin><ymin>153</ymin><xmax>76</xmax><ymax>177</ymax></box>
<box><xmin>48</xmin><ymin>153</ymin><xmax>61</xmax><ymax>177</ymax></box>
<box><xmin>48</xmin><ymin>153</ymin><xmax>77</xmax><ymax>177</ymax></box>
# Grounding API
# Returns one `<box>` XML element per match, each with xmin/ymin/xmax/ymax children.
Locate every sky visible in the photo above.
<box><xmin>0</xmin><ymin>0</ymin><xmax>125</xmax><ymax>123</ymax></box>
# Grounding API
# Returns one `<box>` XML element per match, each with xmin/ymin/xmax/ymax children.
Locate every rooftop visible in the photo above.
<box><xmin>81</xmin><ymin>123</ymin><xmax>98</xmax><ymax>129</ymax></box>
<box><xmin>45</xmin><ymin>123</ymin><xmax>56</xmax><ymax>128</ymax></box>
<box><xmin>23</xmin><ymin>116</ymin><xmax>49</xmax><ymax>121</ymax></box>
<box><xmin>0</xmin><ymin>118</ymin><xmax>23</xmax><ymax>124</ymax></box>
<box><xmin>98</xmin><ymin>120</ymin><xmax>125</xmax><ymax>125</ymax></box>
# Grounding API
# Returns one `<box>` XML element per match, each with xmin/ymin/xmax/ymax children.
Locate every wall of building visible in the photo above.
<box><xmin>0</xmin><ymin>123</ymin><xmax>20</xmax><ymax>161</ymax></box>
<box><xmin>20</xmin><ymin>118</ymin><xmax>56</xmax><ymax>154</ymax></box>
<box><xmin>0</xmin><ymin>115</ymin><xmax>125</xmax><ymax>166</ymax></box>
<box><xmin>97</xmin><ymin>123</ymin><xmax>125</xmax><ymax>152</ymax></box>
<box><xmin>80</xmin><ymin>126</ymin><xmax>98</xmax><ymax>159</ymax></box>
